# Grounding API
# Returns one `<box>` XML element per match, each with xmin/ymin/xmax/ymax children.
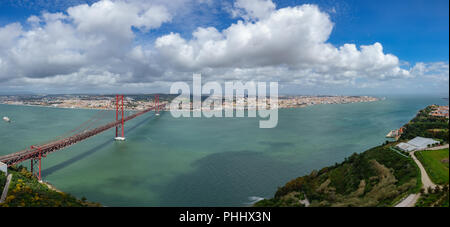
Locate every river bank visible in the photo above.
<box><xmin>254</xmin><ymin>104</ymin><xmax>449</xmax><ymax>207</ymax></box>
<box><xmin>0</xmin><ymin>166</ymin><xmax>101</xmax><ymax>207</ymax></box>
<box><xmin>0</xmin><ymin>95</ymin><xmax>447</xmax><ymax>206</ymax></box>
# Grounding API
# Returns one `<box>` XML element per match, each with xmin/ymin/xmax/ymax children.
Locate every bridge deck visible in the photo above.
<box><xmin>0</xmin><ymin>104</ymin><xmax>165</xmax><ymax>166</ymax></box>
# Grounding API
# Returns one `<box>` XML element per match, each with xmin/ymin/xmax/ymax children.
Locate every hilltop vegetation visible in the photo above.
<box><xmin>0</xmin><ymin>166</ymin><xmax>100</xmax><ymax>207</ymax></box>
<box><xmin>255</xmin><ymin>144</ymin><xmax>420</xmax><ymax>207</ymax></box>
<box><xmin>416</xmin><ymin>185</ymin><xmax>449</xmax><ymax>207</ymax></box>
<box><xmin>256</xmin><ymin>105</ymin><xmax>449</xmax><ymax>207</ymax></box>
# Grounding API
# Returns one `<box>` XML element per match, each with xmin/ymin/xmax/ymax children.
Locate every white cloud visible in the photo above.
<box><xmin>0</xmin><ymin>0</ymin><xmax>447</xmax><ymax>94</ymax></box>
<box><xmin>231</xmin><ymin>0</ymin><xmax>276</xmax><ymax>21</ymax></box>
<box><xmin>411</xmin><ymin>62</ymin><xmax>449</xmax><ymax>82</ymax></box>
<box><xmin>0</xmin><ymin>0</ymin><xmax>173</xmax><ymax>83</ymax></box>
<box><xmin>0</xmin><ymin>23</ymin><xmax>22</xmax><ymax>50</ymax></box>
<box><xmin>67</xmin><ymin>0</ymin><xmax>171</xmax><ymax>37</ymax></box>
<box><xmin>156</xmin><ymin>3</ymin><xmax>410</xmax><ymax>85</ymax></box>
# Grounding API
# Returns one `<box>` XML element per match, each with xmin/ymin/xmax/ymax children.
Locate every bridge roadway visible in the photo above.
<box><xmin>0</xmin><ymin>104</ymin><xmax>165</xmax><ymax>167</ymax></box>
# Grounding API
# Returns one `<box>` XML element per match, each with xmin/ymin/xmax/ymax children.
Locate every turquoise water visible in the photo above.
<box><xmin>0</xmin><ymin>95</ymin><xmax>448</xmax><ymax>206</ymax></box>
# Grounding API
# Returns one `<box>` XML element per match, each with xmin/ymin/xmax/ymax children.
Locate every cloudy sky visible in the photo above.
<box><xmin>0</xmin><ymin>0</ymin><xmax>448</xmax><ymax>95</ymax></box>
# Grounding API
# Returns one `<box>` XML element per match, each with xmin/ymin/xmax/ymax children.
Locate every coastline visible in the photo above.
<box><xmin>0</xmin><ymin>166</ymin><xmax>101</xmax><ymax>207</ymax></box>
<box><xmin>0</xmin><ymin>102</ymin><xmax>129</xmax><ymax>112</ymax></box>
<box><xmin>1</xmin><ymin>95</ymin><xmax>387</xmax><ymax>207</ymax></box>
<box><xmin>0</xmin><ymin>97</ymin><xmax>380</xmax><ymax>112</ymax></box>
<box><xmin>254</xmin><ymin>104</ymin><xmax>449</xmax><ymax>207</ymax></box>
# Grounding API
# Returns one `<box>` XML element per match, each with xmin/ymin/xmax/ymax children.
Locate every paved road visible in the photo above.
<box><xmin>425</xmin><ymin>144</ymin><xmax>449</xmax><ymax>151</ymax></box>
<box><xmin>395</xmin><ymin>194</ymin><xmax>420</xmax><ymax>207</ymax></box>
<box><xmin>0</xmin><ymin>174</ymin><xmax>12</xmax><ymax>203</ymax></box>
<box><xmin>394</xmin><ymin>145</ymin><xmax>446</xmax><ymax>207</ymax></box>
<box><xmin>411</xmin><ymin>150</ymin><xmax>437</xmax><ymax>191</ymax></box>
<box><xmin>300</xmin><ymin>193</ymin><xmax>310</xmax><ymax>207</ymax></box>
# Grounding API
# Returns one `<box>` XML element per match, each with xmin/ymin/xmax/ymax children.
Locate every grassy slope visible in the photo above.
<box><xmin>255</xmin><ymin>143</ymin><xmax>420</xmax><ymax>207</ymax></box>
<box><xmin>255</xmin><ymin>105</ymin><xmax>449</xmax><ymax>207</ymax></box>
<box><xmin>0</xmin><ymin>172</ymin><xmax>6</xmax><ymax>190</ymax></box>
<box><xmin>0</xmin><ymin>166</ymin><xmax>101</xmax><ymax>207</ymax></box>
<box><xmin>402</xmin><ymin>105</ymin><xmax>449</xmax><ymax>206</ymax></box>
<box><xmin>416</xmin><ymin>148</ymin><xmax>449</xmax><ymax>185</ymax></box>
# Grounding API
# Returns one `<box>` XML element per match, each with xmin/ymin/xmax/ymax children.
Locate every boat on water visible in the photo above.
<box><xmin>2</xmin><ymin>116</ymin><xmax>11</xmax><ymax>123</ymax></box>
<box><xmin>114</xmin><ymin>137</ymin><xmax>126</xmax><ymax>141</ymax></box>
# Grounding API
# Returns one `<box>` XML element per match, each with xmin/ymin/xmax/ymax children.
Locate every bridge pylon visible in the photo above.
<box><xmin>0</xmin><ymin>97</ymin><xmax>167</xmax><ymax>168</ymax></box>
<box><xmin>115</xmin><ymin>95</ymin><xmax>125</xmax><ymax>141</ymax></box>
<box><xmin>155</xmin><ymin>94</ymin><xmax>160</xmax><ymax>116</ymax></box>
<box><xmin>30</xmin><ymin>146</ymin><xmax>43</xmax><ymax>181</ymax></box>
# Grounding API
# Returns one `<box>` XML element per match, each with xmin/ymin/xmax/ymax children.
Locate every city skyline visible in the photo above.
<box><xmin>0</xmin><ymin>0</ymin><xmax>448</xmax><ymax>95</ymax></box>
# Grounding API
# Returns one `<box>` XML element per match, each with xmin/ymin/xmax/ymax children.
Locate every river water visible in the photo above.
<box><xmin>0</xmin><ymin>95</ymin><xmax>447</xmax><ymax>206</ymax></box>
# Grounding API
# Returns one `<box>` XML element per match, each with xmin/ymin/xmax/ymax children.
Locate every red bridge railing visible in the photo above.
<box><xmin>0</xmin><ymin>101</ymin><xmax>166</xmax><ymax>172</ymax></box>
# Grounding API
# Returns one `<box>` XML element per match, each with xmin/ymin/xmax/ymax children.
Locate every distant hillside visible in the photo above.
<box><xmin>400</xmin><ymin>105</ymin><xmax>449</xmax><ymax>143</ymax></box>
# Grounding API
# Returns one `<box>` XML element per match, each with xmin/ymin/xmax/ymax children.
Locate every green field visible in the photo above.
<box><xmin>416</xmin><ymin>148</ymin><xmax>449</xmax><ymax>185</ymax></box>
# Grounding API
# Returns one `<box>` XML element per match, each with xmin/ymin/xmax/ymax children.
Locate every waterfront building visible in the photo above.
<box><xmin>396</xmin><ymin>137</ymin><xmax>440</xmax><ymax>152</ymax></box>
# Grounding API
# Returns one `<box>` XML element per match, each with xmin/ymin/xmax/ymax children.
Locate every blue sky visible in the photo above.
<box><xmin>0</xmin><ymin>0</ymin><xmax>448</xmax><ymax>95</ymax></box>
<box><xmin>1</xmin><ymin>0</ymin><xmax>447</xmax><ymax>63</ymax></box>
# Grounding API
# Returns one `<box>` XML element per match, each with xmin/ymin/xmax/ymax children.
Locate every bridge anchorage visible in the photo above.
<box><xmin>0</xmin><ymin>94</ymin><xmax>165</xmax><ymax>182</ymax></box>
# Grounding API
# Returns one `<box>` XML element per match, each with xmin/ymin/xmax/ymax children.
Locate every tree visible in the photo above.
<box><xmin>434</xmin><ymin>186</ymin><xmax>441</xmax><ymax>194</ymax></box>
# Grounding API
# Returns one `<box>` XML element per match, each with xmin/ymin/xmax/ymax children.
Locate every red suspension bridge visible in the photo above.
<box><xmin>0</xmin><ymin>95</ymin><xmax>165</xmax><ymax>181</ymax></box>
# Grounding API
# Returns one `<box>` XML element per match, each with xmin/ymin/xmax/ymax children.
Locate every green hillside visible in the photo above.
<box><xmin>255</xmin><ymin>143</ymin><xmax>420</xmax><ymax>207</ymax></box>
<box><xmin>0</xmin><ymin>172</ymin><xmax>6</xmax><ymax>190</ymax></box>
<box><xmin>0</xmin><ymin>166</ymin><xmax>101</xmax><ymax>207</ymax></box>
<box><xmin>400</xmin><ymin>105</ymin><xmax>449</xmax><ymax>143</ymax></box>
<box><xmin>256</xmin><ymin>105</ymin><xmax>449</xmax><ymax>207</ymax></box>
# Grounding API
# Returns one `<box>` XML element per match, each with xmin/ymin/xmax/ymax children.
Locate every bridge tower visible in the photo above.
<box><xmin>115</xmin><ymin>95</ymin><xmax>125</xmax><ymax>141</ymax></box>
<box><xmin>30</xmin><ymin>146</ymin><xmax>43</xmax><ymax>181</ymax></box>
<box><xmin>155</xmin><ymin>94</ymin><xmax>160</xmax><ymax>116</ymax></box>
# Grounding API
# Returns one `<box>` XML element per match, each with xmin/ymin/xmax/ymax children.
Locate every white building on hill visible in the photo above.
<box><xmin>396</xmin><ymin>137</ymin><xmax>440</xmax><ymax>152</ymax></box>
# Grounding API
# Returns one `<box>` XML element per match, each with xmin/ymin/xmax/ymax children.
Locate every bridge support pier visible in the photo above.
<box><xmin>0</xmin><ymin>97</ymin><xmax>168</xmax><ymax>168</ymax></box>
<box><xmin>155</xmin><ymin>94</ymin><xmax>160</xmax><ymax>116</ymax></box>
<box><xmin>115</xmin><ymin>95</ymin><xmax>119</xmax><ymax>137</ymax></box>
<box><xmin>30</xmin><ymin>146</ymin><xmax>42</xmax><ymax>181</ymax></box>
<box><xmin>115</xmin><ymin>95</ymin><xmax>125</xmax><ymax>141</ymax></box>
